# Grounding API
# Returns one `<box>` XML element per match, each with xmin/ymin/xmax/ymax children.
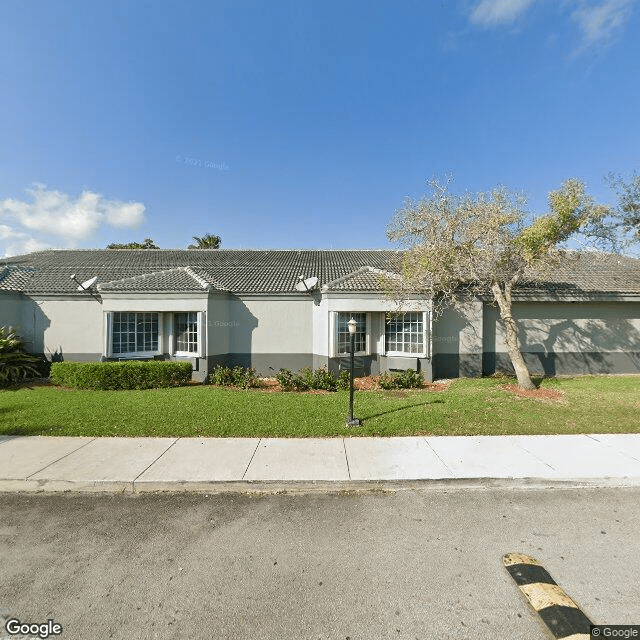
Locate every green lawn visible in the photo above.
<box><xmin>1</xmin><ymin>375</ymin><xmax>638</xmax><ymax>437</ymax></box>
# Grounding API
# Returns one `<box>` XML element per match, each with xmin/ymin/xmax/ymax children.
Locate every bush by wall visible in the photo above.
<box><xmin>0</xmin><ymin>326</ymin><xmax>42</xmax><ymax>388</ymax></box>
<box><xmin>378</xmin><ymin>369</ymin><xmax>424</xmax><ymax>390</ymax></box>
<box><xmin>50</xmin><ymin>360</ymin><xmax>193</xmax><ymax>390</ymax></box>
<box><xmin>275</xmin><ymin>366</ymin><xmax>350</xmax><ymax>392</ymax></box>
<box><xmin>208</xmin><ymin>365</ymin><xmax>260</xmax><ymax>388</ymax></box>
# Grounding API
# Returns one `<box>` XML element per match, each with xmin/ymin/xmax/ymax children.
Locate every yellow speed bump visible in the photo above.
<box><xmin>503</xmin><ymin>553</ymin><xmax>593</xmax><ymax>640</ymax></box>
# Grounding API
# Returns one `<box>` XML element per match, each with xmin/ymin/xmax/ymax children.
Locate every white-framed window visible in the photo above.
<box><xmin>111</xmin><ymin>312</ymin><xmax>159</xmax><ymax>356</ymax></box>
<box><xmin>174</xmin><ymin>312</ymin><xmax>198</xmax><ymax>354</ymax></box>
<box><xmin>384</xmin><ymin>311</ymin><xmax>429</xmax><ymax>356</ymax></box>
<box><xmin>335</xmin><ymin>312</ymin><xmax>368</xmax><ymax>355</ymax></box>
<box><xmin>168</xmin><ymin>311</ymin><xmax>205</xmax><ymax>358</ymax></box>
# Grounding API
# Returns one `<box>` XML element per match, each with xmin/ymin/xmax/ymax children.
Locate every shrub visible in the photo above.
<box><xmin>209</xmin><ymin>365</ymin><xmax>259</xmax><ymax>388</ymax></box>
<box><xmin>379</xmin><ymin>368</ymin><xmax>424</xmax><ymax>390</ymax></box>
<box><xmin>311</xmin><ymin>366</ymin><xmax>338</xmax><ymax>391</ymax></box>
<box><xmin>0</xmin><ymin>326</ymin><xmax>41</xmax><ymax>388</ymax></box>
<box><xmin>50</xmin><ymin>360</ymin><xmax>192</xmax><ymax>390</ymax></box>
<box><xmin>276</xmin><ymin>366</ymin><xmax>344</xmax><ymax>392</ymax></box>
<box><xmin>275</xmin><ymin>368</ymin><xmax>295</xmax><ymax>391</ymax></box>
<box><xmin>336</xmin><ymin>369</ymin><xmax>351</xmax><ymax>391</ymax></box>
<box><xmin>291</xmin><ymin>367</ymin><xmax>313</xmax><ymax>391</ymax></box>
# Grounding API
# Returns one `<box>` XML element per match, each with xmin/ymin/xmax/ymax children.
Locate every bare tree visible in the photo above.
<box><xmin>385</xmin><ymin>177</ymin><xmax>607</xmax><ymax>390</ymax></box>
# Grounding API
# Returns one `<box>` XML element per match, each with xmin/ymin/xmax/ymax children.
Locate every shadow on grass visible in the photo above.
<box><xmin>0</xmin><ymin>425</ymin><xmax>67</xmax><ymax>436</ymax></box>
<box><xmin>362</xmin><ymin>398</ymin><xmax>445</xmax><ymax>420</ymax></box>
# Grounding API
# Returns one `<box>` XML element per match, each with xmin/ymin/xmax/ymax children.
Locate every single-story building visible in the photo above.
<box><xmin>1</xmin><ymin>249</ymin><xmax>639</xmax><ymax>382</ymax></box>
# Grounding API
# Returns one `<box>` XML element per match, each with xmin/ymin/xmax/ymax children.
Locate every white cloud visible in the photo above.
<box><xmin>103</xmin><ymin>201</ymin><xmax>146</xmax><ymax>228</ymax></box>
<box><xmin>0</xmin><ymin>184</ymin><xmax>146</xmax><ymax>257</ymax></box>
<box><xmin>570</xmin><ymin>0</ymin><xmax>634</xmax><ymax>48</ymax></box>
<box><xmin>470</xmin><ymin>0</ymin><xmax>537</xmax><ymax>26</ymax></box>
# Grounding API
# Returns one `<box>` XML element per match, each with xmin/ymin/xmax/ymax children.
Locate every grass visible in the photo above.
<box><xmin>1</xmin><ymin>374</ymin><xmax>638</xmax><ymax>438</ymax></box>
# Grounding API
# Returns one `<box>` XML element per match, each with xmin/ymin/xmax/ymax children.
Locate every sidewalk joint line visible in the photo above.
<box><xmin>133</xmin><ymin>438</ymin><xmax>180</xmax><ymax>483</ymax></box>
<box><xmin>342</xmin><ymin>439</ymin><xmax>351</xmax><ymax>480</ymax></box>
<box><xmin>242</xmin><ymin>438</ymin><xmax>262</xmax><ymax>480</ymax></box>
<box><xmin>515</xmin><ymin>443</ymin><xmax>556</xmax><ymax>472</ymax></box>
<box><xmin>25</xmin><ymin>438</ymin><xmax>97</xmax><ymax>479</ymax></box>
<box><xmin>586</xmin><ymin>433</ymin><xmax>640</xmax><ymax>463</ymax></box>
<box><xmin>423</xmin><ymin>437</ymin><xmax>454</xmax><ymax>476</ymax></box>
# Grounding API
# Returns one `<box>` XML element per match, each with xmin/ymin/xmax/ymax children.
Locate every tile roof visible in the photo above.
<box><xmin>322</xmin><ymin>266</ymin><xmax>401</xmax><ymax>292</ymax></box>
<box><xmin>0</xmin><ymin>248</ymin><xmax>638</xmax><ymax>296</ymax></box>
<box><xmin>0</xmin><ymin>265</ymin><xmax>35</xmax><ymax>292</ymax></box>
<box><xmin>98</xmin><ymin>267</ymin><xmax>228</xmax><ymax>293</ymax></box>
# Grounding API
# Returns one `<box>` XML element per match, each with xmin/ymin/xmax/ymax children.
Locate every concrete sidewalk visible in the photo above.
<box><xmin>1</xmin><ymin>434</ymin><xmax>640</xmax><ymax>493</ymax></box>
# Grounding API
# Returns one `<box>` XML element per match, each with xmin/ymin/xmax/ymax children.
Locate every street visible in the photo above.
<box><xmin>1</xmin><ymin>487</ymin><xmax>639</xmax><ymax>639</ymax></box>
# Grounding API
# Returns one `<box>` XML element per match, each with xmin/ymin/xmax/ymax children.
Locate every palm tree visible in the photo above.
<box><xmin>188</xmin><ymin>234</ymin><xmax>221</xmax><ymax>249</ymax></box>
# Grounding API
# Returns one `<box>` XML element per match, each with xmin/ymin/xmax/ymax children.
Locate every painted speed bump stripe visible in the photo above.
<box><xmin>503</xmin><ymin>553</ymin><xmax>593</xmax><ymax>640</ymax></box>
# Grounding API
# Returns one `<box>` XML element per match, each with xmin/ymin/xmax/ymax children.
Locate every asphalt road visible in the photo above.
<box><xmin>1</xmin><ymin>487</ymin><xmax>639</xmax><ymax>640</ymax></box>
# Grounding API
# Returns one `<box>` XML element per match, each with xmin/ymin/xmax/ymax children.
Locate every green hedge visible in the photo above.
<box><xmin>50</xmin><ymin>360</ymin><xmax>193</xmax><ymax>390</ymax></box>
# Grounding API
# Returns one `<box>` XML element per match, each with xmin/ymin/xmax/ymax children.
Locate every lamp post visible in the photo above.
<box><xmin>346</xmin><ymin>316</ymin><xmax>362</xmax><ymax>427</ymax></box>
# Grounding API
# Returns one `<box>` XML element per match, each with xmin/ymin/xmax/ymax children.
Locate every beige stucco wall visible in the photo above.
<box><xmin>20</xmin><ymin>297</ymin><xmax>104</xmax><ymax>356</ymax></box>
<box><xmin>230</xmin><ymin>297</ymin><xmax>313</xmax><ymax>354</ymax></box>
<box><xmin>0</xmin><ymin>293</ymin><xmax>23</xmax><ymax>331</ymax></box>
<box><xmin>207</xmin><ymin>295</ymin><xmax>230</xmax><ymax>356</ymax></box>
<box><xmin>101</xmin><ymin>294</ymin><xmax>208</xmax><ymax>313</ymax></box>
<box><xmin>433</xmin><ymin>298</ymin><xmax>483</xmax><ymax>355</ymax></box>
<box><xmin>485</xmin><ymin>301</ymin><xmax>640</xmax><ymax>353</ymax></box>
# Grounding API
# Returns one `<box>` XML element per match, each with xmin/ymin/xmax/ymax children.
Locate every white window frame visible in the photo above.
<box><xmin>107</xmin><ymin>311</ymin><xmax>163</xmax><ymax>359</ymax></box>
<box><xmin>383</xmin><ymin>311</ymin><xmax>430</xmax><ymax>358</ymax></box>
<box><xmin>332</xmin><ymin>311</ymin><xmax>371</xmax><ymax>357</ymax></box>
<box><xmin>170</xmin><ymin>311</ymin><xmax>205</xmax><ymax>358</ymax></box>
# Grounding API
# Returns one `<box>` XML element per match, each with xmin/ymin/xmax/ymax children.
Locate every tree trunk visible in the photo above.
<box><xmin>491</xmin><ymin>284</ymin><xmax>536</xmax><ymax>390</ymax></box>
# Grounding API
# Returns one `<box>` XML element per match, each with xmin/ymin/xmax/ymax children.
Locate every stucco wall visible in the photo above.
<box><xmin>21</xmin><ymin>297</ymin><xmax>104</xmax><ymax>359</ymax></box>
<box><xmin>207</xmin><ymin>295</ymin><xmax>230</xmax><ymax>356</ymax></box>
<box><xmin>0</xmin><ymin>293</ymin><xmax>23</xmax><ymax>331</ymax></box>
<box><xmin>432</xmin><ymin>298</ymin><xmax>483</xmax><ymax>378</ymax></box>
<box><xmin>483</xmin><ymin>300</ymin><xmax>640</xmax><ymax>375</ymax></box>
<box><xmin>484</xmin><ymin>301</ymin><xmax>640</xmax><ymax>352</ymax></box>
<box><xmin>230</xmin><ymin>297</ymin><xmax>313</xmax><ymax>354</ymax></box>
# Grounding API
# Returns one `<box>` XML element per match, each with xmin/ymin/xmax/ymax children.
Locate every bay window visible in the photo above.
<box><xmin>112</xmin><ymin>312</ymin><xmax>159</xmax><ymax>355</ymax></box>
<box><xmin>385</xmin><ymin>311</ymin><xmax>428</xmax><ymax>356</ymax></box>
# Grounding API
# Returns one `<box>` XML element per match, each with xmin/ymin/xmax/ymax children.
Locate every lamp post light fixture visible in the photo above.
<box><xmin>346</xmin><ymin>316</ymin><xmax>362</xmax><ymax>427</ymax></box>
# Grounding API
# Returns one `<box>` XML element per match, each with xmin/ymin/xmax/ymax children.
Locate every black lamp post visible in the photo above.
<box><xmin>346</xmin><ymin>316</ymin><xmax>362</xmax><ymax>427</ymax></box>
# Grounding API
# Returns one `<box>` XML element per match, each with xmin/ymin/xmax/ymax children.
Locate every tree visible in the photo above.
<box><xmin>385</xmin><ymin>177</ymin><xmax>607</xmax><ymax>390</ymax></box>
<box><xmin>188</xmin><ymin>234</ymin><xmax>221</xmax><ymax>249</ymax></box>
<box><xmin>567</xmin><ymin>172</ymin><xmax>640</xmax><ymax>256</ymax></box>
<box><xmin>107</xmin><ymin>238</ymin><xmax>159</xmax><ymax>249</ymax></box>
<box><xmin>607</xmin><ymin>172</ymin><xmax>640</xmax><ymax>243</ymax></box>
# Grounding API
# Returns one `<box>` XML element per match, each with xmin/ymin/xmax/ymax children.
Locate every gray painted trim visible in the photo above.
<box><xmin>433</xmin><ymin>354</ymin><xmax>482</xmax><ymax>380</ymax></box>
<box><xmin>483</xmin><ymin>351</ymin><xmax>640</xmax><ymax>376</ymax></box>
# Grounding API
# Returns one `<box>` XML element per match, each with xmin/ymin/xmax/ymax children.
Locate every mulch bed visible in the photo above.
<box><xmin>500</xmin><ymin>384</ymin><xmax>565</xmax><ymax>402</ymax></box>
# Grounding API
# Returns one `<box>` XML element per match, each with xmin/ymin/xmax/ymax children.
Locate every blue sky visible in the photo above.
<box><xmin>1</xmin><ymin>0</ymin><xmax>639</xmax><ymax>257</ymax></box>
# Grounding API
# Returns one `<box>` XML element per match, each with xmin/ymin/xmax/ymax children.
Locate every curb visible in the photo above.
<box><xmin>2</xmin><ymin>477</ymin><xmax>640</xmax><ymax>495</ymax></box>
<box><xmin>504</xmin><ymin>553</ymin><xmax>593</xmax><ymax>639</ymax></box>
